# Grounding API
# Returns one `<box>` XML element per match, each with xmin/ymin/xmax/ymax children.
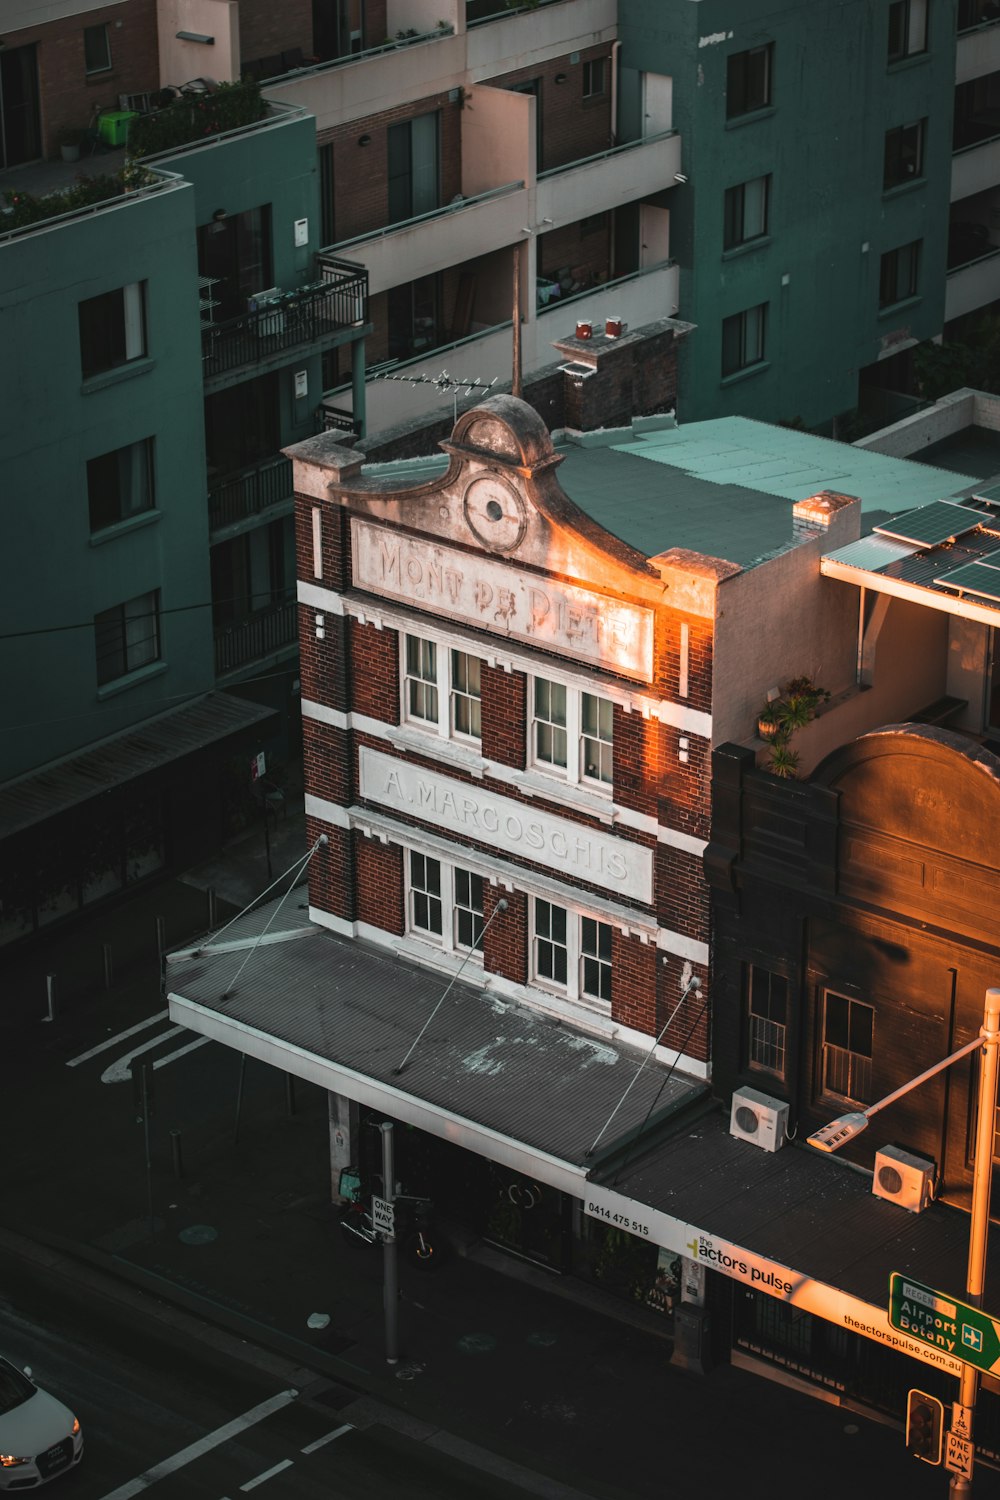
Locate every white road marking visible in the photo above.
<box><xmin>152</xmin><ymin>1036</ymin><xmax>211</xmax><ymax>1070</ymax></box>
<box><xmin>66</xmin><ymin>1010</ymin><xmax>169</xmax><ymax>1067</ymax></box>
<box><xmin>300</xmin><ymin>1423</ymin><xmax>353</xmax><ymax>1453</ymax></box>
<box><xmin>239</xmin><ymin>1459</ymin><xmax>294</xmax><ymax>1490</ymax></box>
<box><xmin>101</xmin><ymin>1027</ymin><xmax>187</xmax><ymax>1083</ymax></box>
<box><xmin>97</xmin><ymin>1389</ymin><xmax>297</xmax><ymax>1500</ymax></box>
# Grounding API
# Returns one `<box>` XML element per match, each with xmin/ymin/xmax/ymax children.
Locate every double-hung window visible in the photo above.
<box><xmin>887</xmin><ymin>0</ymin><xmax>928</xmax><ymax>61</ymax></box>
<box><xmin>94</xmin><ymin>590</ymin><xmax>160</xmax><ymax>686</ymax></box>
<box><xmin>533</xmin><ymin>898</ymin><xmax>612</xmax><ymax>1007</ymax></box>
<box><xmin>744</xmin><ymin>964</ymin><xmax>788</xmax><ymax>1079</ymax></box>
<box><xmin>726</xmin><ymin>44</ymin><xmax>773</xmax><ymax>119</ymax></box>
<box><xmin>403</xmin><ymin>635</ymin><xmax>483</xmax><ymax>743</ymax></box>
<box><xmin>723</xmin><ymin>175</ymin><xmax>770</xmax><ymax>250</ymax></box>
<box><xmin>79</xmin><ymin>283</ymin><xmax>146</xmax><ymax>380</ymax></box>
<box><xmin>721</xmin><ymin>303</ymin><xmax>767</xmax><ymax>377</ymax></box>
<box><xmin>407</xmin><ymin>851</ymin><xmax>485</xmax><ymax>955</ymax></box>
<box><xmin>879</xmin><ymin>239</ymin><xmax>921</xmax><ymax>307</ymax></box>
<box><xmin>883</xmin><ymin>120</ymin><xmax>924</xmax><ymax>189</ymax></box>
<box><xmin>531</xmin><ymin>677</ymin><xmax>614</xmax><ymax>789</ymax></box>
<box><xmin>87</xmin><ymin>439</ymin><xmax>155</xmax><ymax>532</ymax></box>
<box><xmin>821</xmin><ymin>991</ymin><xmax>873</xmax><ymax>1104</ymax></box>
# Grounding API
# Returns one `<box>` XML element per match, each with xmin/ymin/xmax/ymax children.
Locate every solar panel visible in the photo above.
<box><xmin>874</xmin><ymin>501</ymin><xmax>982</xmax><ymax>548</ymax></box>
<box><xmin>934</xmin><ymin>559</ymin><xmax>1000</xmax><ymax>603</ymax></box>
<box><xmin>973</xmin><ymin>482</ymin><xmax>1000</xmax><ymax>506</ymax></box>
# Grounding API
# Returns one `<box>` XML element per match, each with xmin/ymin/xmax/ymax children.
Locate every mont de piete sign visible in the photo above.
<box><xmin>351</xmin><ymin>518</ymin><xmax>655</xmax><ymax>682</ymax></box>
<box><xmin>889</xmin><ymin>1273</ymin><xmax>1000</xmax><ymax>1374</ymax></box>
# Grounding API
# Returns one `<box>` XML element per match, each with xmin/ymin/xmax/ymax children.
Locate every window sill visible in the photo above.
<box><xmin>886</xmin><ymin>51</ymin><xmax>929</xmax><ymax>72</ymax></box>
<box><xmin>81</xmin><ymin>357</ymin><xmax>155</xmax><ymax>395</ymax></box>
<box><xmin>89</xmin><ymin>510</ymin><xmax>161</xmax><ymax>547</ymax></box>
<box><xmin>509</xmin><ymin>766</ymin><xmax>616</xmax><ymax>823</ymax></box>
<box><xmin>882</xmin><ymin>177</ymin><xmax>926</xmax><ymax>200</ymax></box>
<box><xmin>96</xmin><ymin>659</ymin><xmax>167</xmax><ymax>701</ymax></box>
<box><xmin>721</xmin><ymin>235</ymin><xmax>771</xmax><ymax>261</ymax></box>
<box><xmin>877</xmin><ymin>294</ymin><xmax>921</xmax><ymax>319</ymax></box>
<box><xmin>725</xmin><ymin>105</ymin><xmax>775</xmax><ymax>131</ymax></box>
<box><xmin>720</xmin><ymin>359</ymin><xmax>769</xmax><ymax>388</ymax></box>
<box><xmin>386</xmin><ymin>723</ymin><xmax>485</xmax><ymax>775</ymax></box>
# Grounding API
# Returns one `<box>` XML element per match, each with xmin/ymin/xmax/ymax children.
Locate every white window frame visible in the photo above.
<box><xmin>403</xmin><ymin>634</ymin><xmax>482</xmax><ymax>743</ymax></box>
<box><xmin>406</xmin><ymin>850</ymin><xmax>485</xmax><ymax>958</ymax></box>
<box><xmin>531</xmin><ymin>897</ymin><xmax>613</xmax><ymax>1010</ymax></box>
<box><xmin>530</xmin><ymin>676</ymin><xmax>613</xmax><ymax>790</ymax></box>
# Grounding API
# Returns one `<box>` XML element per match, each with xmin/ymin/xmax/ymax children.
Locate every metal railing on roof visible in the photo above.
<box><xmin>536</xmin><ymin>130</ymin><xmax>678</xmax><ymax>180</ymax></box>
<box><xmin>202</xmin><ymin>263</ymin><xmax>367</xmax><ymax>378</ymax></box>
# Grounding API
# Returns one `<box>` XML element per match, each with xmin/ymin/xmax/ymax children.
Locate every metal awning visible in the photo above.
<box><xmin>0</xmin><ymin>691</ymin><xmax>275</xmax><ymax>840</ymax></box>
<box><xmin>166</xmin><ymin>902</ymin><xmax>707</xmax><ymax>1195</ymax></box>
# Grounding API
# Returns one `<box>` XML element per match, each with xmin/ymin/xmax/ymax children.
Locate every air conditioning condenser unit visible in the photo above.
<box><xmin>729</xmin><ymin>1087</ymin><xmax>789</xmax><ymax>1152</ymax></box>
<box><xmin>872</xmin><ymin>1145</ymin><xmax>934</xmax><ymax>1213</ymax></box>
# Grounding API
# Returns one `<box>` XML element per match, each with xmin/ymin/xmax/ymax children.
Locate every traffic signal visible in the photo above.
<box><xmin>905</xmin><ymin>1389</ymin><xmax>943</xmax><ymax>1465</ymax></box>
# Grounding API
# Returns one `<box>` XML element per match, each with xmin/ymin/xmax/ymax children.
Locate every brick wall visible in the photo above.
<box><xmin>484</xmin><ymin>884</ymin><xmax>527</xmax><ymax>984</ymax></box>
<box><xmin>238</xmin><ymin>0</ymin><xmax>312</xmax><ymax>71</ymax></box>
<box><xmin>296</xmin><ymin>498</ymin><xmax>349</xmax><ymax>593</ymax></box>
<box><xmin>658</xmin><ymin>954</ymin><xmax>710</xmax><ymax>1063</ymax></box>
<box><xmin>306</xmin><ymin>817</ymin><xmax>354</xmax><ymax>919</ymax></box>
<box><xmin>351</xmin><ymin>619</ymin><xmax>399</xmax><ymax>722</ymax></box>
<box><xmin>303</xmin><ymin>715</ymin><xmax>352</xmax><ymax>805</ymax></box>
<box><xmin>484</xmin><ymin>44</ymin><xmax>613</xmax><ymax>173</ymax></box>
<box><xmin>355</xmin><ymin>832</ymin><xmax>404</xmax><ymax>933</ymax></box>
<box><xmin>656</xmin><ymin>844</ymin><xmax>710</xmax><ymax>947</ymax></box>
<box><xmin>612</xmin><ymin>930</ymin><xmax>657</xmax><ymax>1038</ymax></box>
<box><xmin>560</xmin><ymin>326</ymin><xmax>680</xmax><ymax>431</ymax></box>
<box><xmin>13</xmin><ymin>0</ymin><xmax>160</xmax><ymax>158</ymax></box>
<box><xmin>481</xmin><ymin>665</ymin><xmax>526</xmax><ymax>767</ymax></box>
<box><xmin>318</xmin><ymin>94</ymin><xmax>462</xmax><ymax>244</ymax></box>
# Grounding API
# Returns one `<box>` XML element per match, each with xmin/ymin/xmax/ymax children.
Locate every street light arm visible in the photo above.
<box><xmin>807</xmin><ymin>1033</ymin><xmax>984</xmax><ymax>1153</ymax></box>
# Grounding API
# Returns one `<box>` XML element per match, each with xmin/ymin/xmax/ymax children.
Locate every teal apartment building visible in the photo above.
<box><xmin>617</xmin><ymin>0</ymin><xmax>971</xmax><ymax>432</ymax></box>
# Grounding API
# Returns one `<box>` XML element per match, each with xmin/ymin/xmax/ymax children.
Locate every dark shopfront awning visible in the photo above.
<box><xmin>167</xmin><ymin>901</ymin><xmax>993</xmax><ymax>1382</ymax></box>
<box><xmin>0</xmin><ymin>692</ymin><xmax>275</xmax><ymax>841</ymax></box>
<box><xmin>166</xmin><ymin>900</ymin><xmax>708</xmax><ymax>1197</ymax></box>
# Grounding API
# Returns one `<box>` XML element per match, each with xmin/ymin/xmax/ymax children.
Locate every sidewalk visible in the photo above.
<box><xmin>0</xmin><ymin>773</ymin><xmax>944</xmax><ymax>1500</ymax></box>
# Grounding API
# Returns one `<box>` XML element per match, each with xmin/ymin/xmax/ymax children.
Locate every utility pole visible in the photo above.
<box><xmin>380</xmin><ymin>1120</ymin><xmax>399</xmax><ymax>1365</ymax></box>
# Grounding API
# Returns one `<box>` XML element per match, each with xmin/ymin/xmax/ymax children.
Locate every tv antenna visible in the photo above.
<box><xmin>372</xmin><ymin>368</ymin><xmax>500</xmax><ymax>422</ymax></box>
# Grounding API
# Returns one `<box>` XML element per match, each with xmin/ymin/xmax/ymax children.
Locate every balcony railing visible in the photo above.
<box><xmin>202</xmin><ymin>261</ymin><xmax>367</xmax><ymax>378</ymax></box>
<box><xmin>208</xmin><ymin>455</ymin><xmax>293</xmax><ymax>532</ymax></box>
<box><xmin>214</xmin><ymin>597</ymin><xmax>298</xmax><ymax>675</ymax></box>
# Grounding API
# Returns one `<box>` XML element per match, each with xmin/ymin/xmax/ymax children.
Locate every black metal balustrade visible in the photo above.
<box><xmin>214</xmin><ymin>596</ymin><xmax>298</xmax><ymax>675</ymax></box>
<box><xmin>202</xmin><ymin>261</ymin><xmax>368</xmax><ymax>378</ymax></box>
<box><xmin>208</xmin><ymin>455</ymin><xmax>293</xmax><ymax>532</ymax></box>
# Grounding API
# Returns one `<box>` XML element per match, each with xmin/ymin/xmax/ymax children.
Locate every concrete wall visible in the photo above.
<box><xmin>0</xmin><ymin>180</ymin><xmax>214</xmax><ymax>778</ymax></box>
<box><xmin>157</xmin><ymin>0</ymin><xmax>239</xmax><ymax>87</ymax></box>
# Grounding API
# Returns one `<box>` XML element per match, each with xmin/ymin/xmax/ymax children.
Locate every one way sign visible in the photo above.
<box><xmin>945</xmin><ymin>1431</ymin><xmax>973</xmax><ymax>1480</ymax></box>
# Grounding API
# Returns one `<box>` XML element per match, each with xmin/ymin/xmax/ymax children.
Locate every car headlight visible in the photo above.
<box><xmin>0</xmin><ymin>1455</ymin><xmax>30</xmax><ymax>1467</ymax></box>
<box><xmin>71</xmin><ymin>1418</ymin><xmax>80</xmax><ymax>1436</ymax></box>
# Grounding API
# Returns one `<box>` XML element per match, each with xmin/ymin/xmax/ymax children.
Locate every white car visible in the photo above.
<box><xmin>0</xmin><ymin>1358</ymin><xmax>82</xmax><ymax>1489</ymax></box>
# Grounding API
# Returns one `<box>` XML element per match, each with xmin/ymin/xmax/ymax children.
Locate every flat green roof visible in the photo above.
<box><xmin>553</xmin><ymin>418</ymin><xmax>978</xmax><ymax>568</ymax></box>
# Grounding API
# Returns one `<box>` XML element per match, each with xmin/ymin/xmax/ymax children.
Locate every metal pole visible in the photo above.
<box><xmin>234</xmin><ymin>1054</ymin><xmax>247</xmax><ymax>1144</ymax></box>
<box><xmin>170</xmin><ymin>1128</ymin><xmax>184</xmax><ymax>1180</ymax></box>
<box><xmin>142</xmin><ymin>1065</ymin><xmax>154</xmax><ymax>1237</ymax></box>
<box><xmin>103</xmin><ymin>942</ymin><xmax>114</xmax><ymax>990</ymax></box>
<box><xmin>512</xmin><ymin>244</ymin><xmax>522</xmax><ymax>399</ymax></box>
<box><xmin>949</xmin><ymin>988</ymin><xmax>1000</xmax><ymax>1496</ymax></box>
<box><xmin>381</xmin><ymin>1121</ymin><xmax>399</xmax><ymax>1365</ymax></box>
<box><xmin>263</xmin><ymin>808</ymin><xmax>273</xmax><ymax>882</ymax></box>
<box><xmin>155</xmin><ymin>915</ymin><xmax>166</xmax><ymax>963</ymax></box>
<box><xmin>43</xmin><ymin>974</ymin><xmax>56</xmax><ymax>1024</ymax></box>
<box><xmin>207</xmin><ymin>887</ymin><xmax>217</xmax><ymax>930</ymax></box>
<box><xmin>285</xmin><ymin>1073</ymin><xmax>296</xmax><ymax>1117</ymax></box>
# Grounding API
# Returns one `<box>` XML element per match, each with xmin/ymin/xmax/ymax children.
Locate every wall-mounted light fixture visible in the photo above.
<box><xmin>554</xmin><ymin>72</ymin><xmax>567</xmax><ymax>84</ymax></box>
<box><xmin>358</xmin><ymin>133</ymin><xmax>371</xmax><ymax>147</ymax></box>
<box><xmin>176</xmin><ymin>30</ymin><xmax>214</xmax><ymax>43</ymax></box>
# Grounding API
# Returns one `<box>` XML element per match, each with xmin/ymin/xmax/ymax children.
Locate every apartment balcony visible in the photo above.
<box><xmin>952</xmin><ymin>130</ymin><xmax>1000</xmax><ymax>201</ymax></box>
<box><xmin>945</xmin><ymin>244</ymin><xmax>1000</xmax><ymax>319</ymax></box>
<box><xmin>323</xmin><ymin>183</ymin><xmax>527</xmax><ymax>297</ymax></box>
<box><xmin>536</xmin><ymin>132</ymin><xmax>680</xmax><ymax>225</ymax></box>
<box><xmin>201</xmin><ymin>260</ymin><xmax>368</xmax><ymax>388</ymax></box>
<box><xmin>957</xmin><ymin>11</ymin><xmax>1000</xmax><ymax>83</ymax></box>
<box><xmin>214</xmin><ymin>596</ymin><xmax>298</xmax><ymax>676</ymax></box>
<box><xmin>208</xmin><ymin>455</ymin><xmax>293</xmax><ymax>537</ymax></box>
<box><xmin>466</xmin><ymin>0</ymin><xmax>617</xmax><ymax>72</ymax></box>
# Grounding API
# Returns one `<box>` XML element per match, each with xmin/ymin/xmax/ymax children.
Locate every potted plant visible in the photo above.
<box><xmin>757</xmin><ymin>701</ymin><xmax>783</xmax><ymax>741</ymax></box>
<box><xmin>58</xmin><ymin>127</ymin><xmax>84</xmax><ymax>163</ymax></box>
<box><xmin>768</xmin><ymin>742</ymin><xmax>801</xmax><ymax>779</ymax></box>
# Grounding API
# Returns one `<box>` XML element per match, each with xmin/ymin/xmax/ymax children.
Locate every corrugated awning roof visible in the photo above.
<box><xmin>0</xmin><ymin>691</ymin><xmax>275</xmax><ymax>840</ymax></box>
<box><xmin>166</xmin><ymin>903</ymin><xmax>707</xmax><ymax>1175</ymax></box>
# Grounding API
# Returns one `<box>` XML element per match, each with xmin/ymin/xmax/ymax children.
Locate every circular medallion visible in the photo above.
<box><xmin>462</xmin><ymin>473</ymin><xmax>528</xmax><ymax>553</ymax></box>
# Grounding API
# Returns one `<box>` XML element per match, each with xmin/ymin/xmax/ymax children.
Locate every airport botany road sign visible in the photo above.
<box><xmin>889</xmin><ymin>1273</ymin><xmax>1000</xmax><ymax>1373</ymax></box>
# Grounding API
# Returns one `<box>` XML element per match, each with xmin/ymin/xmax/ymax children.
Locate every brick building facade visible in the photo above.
<box><xmin>292</xmin><ymin>394</ymin><xmax>713</xmax><ymax>1073</ymax></box>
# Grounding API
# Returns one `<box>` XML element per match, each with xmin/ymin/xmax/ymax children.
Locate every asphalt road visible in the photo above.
<box><xmin>0</xmin><ymin>1250</ymin><xmax>526</xmax><ymax>1500</ymax></box>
